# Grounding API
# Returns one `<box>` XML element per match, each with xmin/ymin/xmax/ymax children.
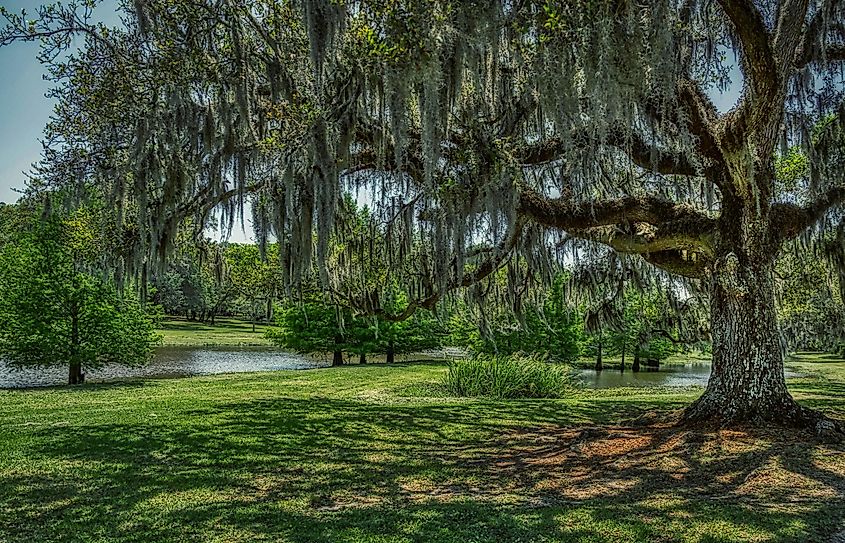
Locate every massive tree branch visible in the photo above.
<box><xmin>718</xmin><ymin>0</ymin><xmax>777</xmax><ymax>100</ymax></box>
<box><xmin>517</xmin><ymin>187</ymin><xmax>714</xmax><ymax>232</ymax></box>
<box><xmin>675</xmin><ymin>80</ymin><xmax>726</xmax><ymax>179</ymax></box>
<box><xmin>518</xmin><ymin>188</ymin><xmax>716</xmax><ymax>278</ymax></box>
<box><xmin>773</xmin><ymin>0</ymin><xmax>810</xmax><ymax>73</ymax></box>
<box><xmin>771</xmin><ymin>185</ymin><xmax>845</xmax><ymax>240</ymax></box>
<box><xmin>640</xmin><ymin>79</ymin><xmax>726</xmax><ymax>184</ymax></box>
<box><xmin>642</xmin><ymin>249</ymin><xmax>712</xmax><ymax>279</ymax></box>
<box><xmin>516</xmin><ymin>129</ymin><xmax>698</xmax><ymax>176</ymax></box>
<box><xmin>716</xmin><ymin>0</ymin><xmax>784</xmax><ymax>167</ymax></box>
<box><xmin>567</xmin><ymin>220</ymin><xmax>715</xmax><ymax>256</ymax></box>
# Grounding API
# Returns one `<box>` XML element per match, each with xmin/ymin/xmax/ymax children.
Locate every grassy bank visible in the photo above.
<box><xmin>0</xmin><ymin>355</ymin><xmax>843</xmax><ymax>542</ymax></box>
<box><xmin>158</xmin><ymin>316</ymin><xmax>272</xmax><ymax>347</ymax></box>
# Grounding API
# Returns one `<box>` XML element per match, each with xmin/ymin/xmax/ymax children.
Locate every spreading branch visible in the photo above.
<box><xmin>516</xmin><ymin>128</ymin><xmax>699</xmax><ymax>177</ymax></box>
<box><xmin>771</xmin><ymin>185</ymin><xmax>845</xmax><ymax>240</ymax></box>
<box><xmin>517</xmin><ymin>187</ymin><xmax>715</xmax><ymax>232</ymax></box>
<box><xmin>567</xmin><ymin>220</ymin><xmax>715</xmax><ymax>257</ymax></box>
<box><xmin>717</xmin><ymin>0</ymin><xmax>777</xmax><ymax>101</ymax></box>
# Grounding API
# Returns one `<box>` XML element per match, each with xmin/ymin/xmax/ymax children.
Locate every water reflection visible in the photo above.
<box><xmin>577</xmin><ymin>363</ymin><xmax>802</xmax><ymax>388</ymax></box>
<box><xmin>0</xmin><ymin>347</ymin><xmax>329</xmax><ymax>389</ymax></box>
<box><xmin>577</xmin><ymin>363</ymin><xmax>712</xmax><ymax>389</ymax></box>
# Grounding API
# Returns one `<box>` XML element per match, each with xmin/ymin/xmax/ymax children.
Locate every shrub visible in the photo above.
<box><xmin>441</xmin><ymin>354</ymin><xmax>573</xmax><ymax>398</ymax></box>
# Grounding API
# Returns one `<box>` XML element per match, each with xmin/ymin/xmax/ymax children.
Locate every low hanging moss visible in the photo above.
<box><xmin>441</xmin><ymin>354</ymin><xmax>574</xmax><ymax>399</ymax></box>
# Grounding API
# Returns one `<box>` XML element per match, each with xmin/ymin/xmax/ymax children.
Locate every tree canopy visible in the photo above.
<box><xmin>0</xmin><ymin>208</ymin><xmax>159</xmax><ymax>384</ymax></box>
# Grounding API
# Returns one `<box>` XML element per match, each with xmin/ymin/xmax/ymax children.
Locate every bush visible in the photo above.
<box><xmin>441</xmin><ymin>355</ymin><xmax>573</xmax><ymax>398</ymax></box>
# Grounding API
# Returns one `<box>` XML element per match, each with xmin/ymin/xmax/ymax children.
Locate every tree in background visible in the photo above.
<box><xmin>267</xmin><ymin>302</ymin><xmax>354</xmax><ymax>366</ymax></box>
<box><xmin>150</xmin><ymin>232</ymin><xmax>235</xmax><ymax>323</ymax></box>
<box><xmin>226</xmin><ymin>243</ymin><xmax>282</xmax><ymax>330</ymax></box>
<box><xmin>0</xmin><ymin>210</ymin><xmax>159</xmax><ymax>385</ymax></box>
<box><xmin>603</xmin><ymin>288</ymin><xmax>708</xmax><ymax>372</ymax></box>
<box><xmin>777</xmin><ymin>248</ymin><xmax>845</xmax><ymax>353</ymax></box>
<box><xmin>377</xmin><ymin>305</ymin><xmax>446</xmax><ymax>364</ymax></box>
<box><xmin>267</xmin><ymin>296</ymin><xmax>445</xmax><ymax>365</ymax></box>
<box><xmin>451</xmin><ymin>275</ymin><xmax>585</xmax><ymax>362</ymax></box>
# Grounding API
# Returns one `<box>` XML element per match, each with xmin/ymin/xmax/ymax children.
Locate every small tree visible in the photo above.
<box><xmin>450</xmin><ymin>276</ymin><xmax>585</xmax><ymax>362</ymax></box>
<box><xmin>0</xmin><ymin>212</ymin><xmax>159</xmax><ymax>385</ymax></box>
<box><xmin>267</xmin><ymin>302</ymin><xmax>364</xmax><ymax>366</ymax></box>
<box><xmin>377</xmin><ymin>309</ymin><xmax>446</xmax><ymax>363</ymax></box>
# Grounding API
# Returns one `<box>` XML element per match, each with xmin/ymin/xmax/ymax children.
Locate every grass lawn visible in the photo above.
<box><xmin>0</xmin><ymin>354</ymin><xmax>843</xmax><ymax>542</ymax></box>
<box><xmin>158</xmin><ymin>316</ymin><xmax>272</xmax><ymax>347</ymax></box>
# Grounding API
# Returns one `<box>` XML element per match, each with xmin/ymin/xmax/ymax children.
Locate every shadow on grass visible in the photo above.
<box><xmin>2</xmin><ymin>390</ymin><xmax>844</xmax><ymax>543</ymax></box>
<box><xmin>4</xmin><ymin>379</ymin><xmax>154</xmax><ymax>394</ymax></box>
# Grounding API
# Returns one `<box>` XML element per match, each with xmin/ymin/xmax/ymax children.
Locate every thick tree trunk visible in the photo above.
<box><xmin>684</xmin><ymin>258</ymin><xmax>796</xmax><ymax>423</ymax></box>
<box><xmin>68</xmin><ymin>362</ymin><xmax>83</xmax><ymax>385</ymax></box>
<box><xmin>332</xmin><ymin>350</ymin><xmax>343</xmax><ymax>367</ymax></box>
<box><xmin>632</xmin><ymin>350</ymin><xmax>640</xmax><ymax>372</ymax></box>
<box><xmin>683</xmin><ymin>250</ymin><xmax>842</xmax><ymax>439</ymax></box>
<box><xmin>359</xmin><ymin>352</ymin><xmax>367</xmax><ymax>365</ymax></box>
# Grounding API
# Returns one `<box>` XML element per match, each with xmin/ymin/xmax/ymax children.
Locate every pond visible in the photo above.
<box><xmin>0</xmin><ymin>347</ymin><xmax>330</xmax><ymax>389</ymax></box>
<box><xmin>577</xmin><ymin>363</ymin><xmax>802</xmax><ymax>388</ymax></box>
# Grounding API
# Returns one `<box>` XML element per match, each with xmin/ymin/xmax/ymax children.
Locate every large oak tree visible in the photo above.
<box><xmin>3</xmin><ymin>0</ymin><xmax>845</xmax><ymax>435</ymax></box>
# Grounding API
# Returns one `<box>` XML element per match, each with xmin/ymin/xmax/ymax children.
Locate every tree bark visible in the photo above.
<box><xmin>632</xmin><ymin>350</ymin><xmax>640</xmax><ymax>372</ymax></box>
<box><xmin>68</xmin><ymin>361</ymin><xmax>83</xmax><ymax>385</ymax></box>
<box><xmin>683</xmin><ymin>246</ymin><xmax>842</xmax><ymax>438</ymax></box>
<box><xmin>332</xmin><ymin>350</ymin><xmax>343</xmax><ymax>367</ymax></box>
<box><xmin>359</xmin><ymin>352</ymin><xmax>367</xmax><ymax>365</ymax></box>
<box><xmin>386</xmin><ymin>340</ymin><xmax>395</xmax><ymax>364</ymax></box>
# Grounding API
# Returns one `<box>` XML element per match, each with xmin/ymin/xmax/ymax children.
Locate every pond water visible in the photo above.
<box><xmin>0</xmin><ymin>347</ymin><xmax>329</xmax><ymax>389</ymax></box>
<box><xmin>577</xmin><ymin>363</ymin><xmax>802</xmax><ymax>389</ymax></box>
<box><xmin>1</xmin><ymin>350</ymin><xmax>802</xmax><ymax>390</ymax></box>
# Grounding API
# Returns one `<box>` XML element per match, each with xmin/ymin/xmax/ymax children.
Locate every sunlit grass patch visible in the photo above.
<box><xmin>157</xmin><ymin>317</ymin><xmax>271</xmax><ymax>346</ymax></box>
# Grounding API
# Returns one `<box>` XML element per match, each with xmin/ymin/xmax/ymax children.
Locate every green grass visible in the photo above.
<box><xmin>158</xmin><ymin>316</ymin><xmax>272</xmax><ymax>346</ymax></box>
<box><xmin>0</xmin><ymin>356</ymin><xmax>843</xmax><ymax>542</ymax></box>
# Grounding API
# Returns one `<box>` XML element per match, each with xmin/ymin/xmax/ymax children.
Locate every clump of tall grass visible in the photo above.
<box><xmin>441</xmin><ymin>354</ymin><xmax>573</xmax><ymax>398</ymax></box>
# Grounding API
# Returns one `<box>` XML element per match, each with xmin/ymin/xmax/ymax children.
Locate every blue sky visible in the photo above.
<box><xmin>0</xmin><ymin>0</ymin><xmax>123</xmax><ymax>204</ymax></box>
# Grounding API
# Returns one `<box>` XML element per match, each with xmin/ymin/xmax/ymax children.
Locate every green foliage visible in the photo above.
<box><xmin>776</xmin><ymin>248</ymin><xmax>845</xmax><ymax>352</ymax></box>
<box><xmin>774</xmin><ymin>147</ymin><xmax>809</xmax><ymax>192</ymax></box>
<box><xmin>599</xmin><ymin>287</ymin><xmax>704</xmax><ymax>363</ymax></box>
<box><xmin>151</xmin><ymin>235</ymin><xmax>282</xmax><ymax>324</ymax></box>
<box><xmin>451</xmin><ymin>277</ymin><xmax>585</xmax><ymax>361</ymax></box>
<box><xmin>266</xmin><ymin>302</ymin><xmax>351</xmax><ymax>354</ymax></box>
<box><xmin>441</xmin><ymin>354</ymin><xmax>573</xmax><ymax>398</ymax></box>
<box><xmin>266</xmin><ymin>297</ymin><xmax>445</xmax><ymax>360</ymax></box>
<box><xmin>0</xmin><ymin>211</ymin><xmax>159</xmax><ymax>378</ymax></box>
